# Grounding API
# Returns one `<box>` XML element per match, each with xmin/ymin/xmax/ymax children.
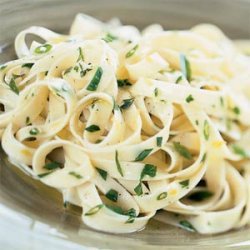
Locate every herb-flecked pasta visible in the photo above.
<box><xmin>0</xmin><ymin>13</ymin><xmax>250</xmax><ymax>234</ymax></box>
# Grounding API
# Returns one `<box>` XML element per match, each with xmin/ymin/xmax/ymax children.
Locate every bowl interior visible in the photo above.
<box><xmin>0</xmin><ymin>0</ymin><xmax>250</xmax><ymax>249</ymax></box>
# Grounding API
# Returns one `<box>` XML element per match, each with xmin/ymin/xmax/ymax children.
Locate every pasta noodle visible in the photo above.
<box><xmin>0</xmin><ymin>13</ymin><xmax>250</xmax><ymax>234</ymax></box>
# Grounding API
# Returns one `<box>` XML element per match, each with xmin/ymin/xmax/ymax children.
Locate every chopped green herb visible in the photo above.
<box><xmin>115</xmin><ymin>150</ymin><xmax>124</xmax><ymax>177</ymax></box>
<box><xmin>203</xmin><ymin>120</ymin><xmax>210</xmax><ymax>141</ymax></box>
<box><xmin>106</xmin><ymin>205</ymin><xmax>136</xmax><ymax>223</ymax></box>
<box><xmin>86</xmin><ymin>67</ymin><xmax>103</xmax><ymax>91</ymax></box>
<box><xmin>173</xmin><ymin>142</ymin><xmax>192</xmax><ymax>160</ymax></box>
<box><xmin>9</xmin><ymin>78</ymin><xmax>19</xmax><ymax>95</ymax></box>
<box><xmin>96</xmin><ymin>167</ymin><xmax>108</xmax><ymax>180</ymax></box>
<box><xmin>85</xmin><ymin>124</ymin><xmax>100</xmax><ymax>132</ymax></box>
<box><xmin>43</xmin><ymin>161</ymin><xmax>62</xmax><ymax>170</ymax></box>
<box><xmin>179</xmin><ymin>54</ymin><xmax>191</xmax><ymax>82</ymax></box>
<box><xmin>154</xmin><ymin>88</ymin><xmax>159</xmax><ymax>97</ymax></box>
<box><xmin>25</xmin><ymin>116</ymin><xmax>31</xmax><ymax>126</ymax></box>
<box><xmin>79</xmin><ymin>64</ymin><xmax>92</xmax><ymax>77</ymax></box>
<box><xmin>29</xmin><ymin>128</ymin><xmax>39</xmax><ymax>135</ymax></box>
<box><xmin>175</xmin><ymin>75</ymin><xmax>182</xmax><ymax>84</ymax></box>
<box><xmin>134</xmin><ymin>182</ymin><xmax>143</xmax><ymax>196</ymax></box>
<box><xmin>38</xmin><ymin>172</ymin><xmax>52</xmax><ymax>178</ymax></box>
<box><xmin>232</xmin><ymin>106</ymin><xmax>240</xmax><ymax>115</ymax></box>
<box><xmin>44</xmin><ymin>71</ymin><xmax>48</xmax><ymax>76</ymax></box>
<box><xmin>195</xmin><ymin>120</ymin><xmax>199</xmax><ymax>126</ymax></box>
<box><xmin>34</xmin><ymin>44</ymin><xmax>52</xmax><ymax>54</ymax></box>
<box><xmin>106</xmin><ymin>204</ymin><xmax>124</xmax><ymax>214</ymax></box>
<box><xmin>179</xmin><ymin>220</ymin><xmax>196</xmax><ymax>232</ymax></box>
<box><xmin>64</xmin><ymin>67</ymin><xmax>72</xmax><ymax>75</ymax></box>
<box><xmin>102</xmin><ymin>33</ymin><xmax>118</xmax><ymax>43</ymax></box>
<box><xmin>77</xmin><ymin>47</ymin><xmax>84</xmax><ymax>62</ymax></box>
<box><xmin>179</xmin><ymin>179</ymin><xmax>190</xmax><ymax>189</ymax></box>
<box><xmin>232</xmin><ymin>145</ymin><xmax>248</xmax><ymax>158</ymax></box>
<box><xmin>21</xmin><ymin>63</ymin><xmax>34</xmax><ymax>68</ymax></box>
<box><xmin>188</xmin><ymin>190</ymin><xmax>213</xmax><ymax>201</ymax></box>
<box><xmin>68</xmin><ymin>171</ymin><xmax>83</xmax><ymax>179</ymax></box>
<box><xmin>156</xmin><ymin>137</ymin><xmax>163</xmax><ymax>147</ymax></box>
<box><xmin>0</xmin><ymin>65</ymin><xmax>7</xmax><ymax>70</ymax></box>
<box><xmin>220</xmin><ymin>97</ymin><xmax>224</xmax><ymax>107</ymax></box>
<box><xmin>112</xmin><ymin>96</ymin><xmax>120</xmax><ymax>111</ymax></box>
<box><xmin>201</xmin><ymin>153</ymin><xmax>207</xmax><ymax>162</ymax></box>
<box><xmin>125</xmin><ymin>208</ymin><xmax>137</xmax><ymax>223</ymax></box>
<box><xmin>117</xmin><ymin>79</ymin><xmax>132</xmax><ymax>87</ymax></box>
<box><xmin>141</xmin><ymin>164</ymin><xmax>157</xmax><ymax>180</ymax></box>
<box><xmin>126</xmin><ymin>44</ymin><xmax>139</xmax><ymax>58</ymax></box>
<box><xmin>134</xmin><ymin>148</ymin><xmax>153</xmax><ymax>162</ymax></box>
<box><xmin>74</xmin><ymin>66</ymin><xmax>79</xmax><ymax>72</ymax></box>
<box><xmin>120</xmin><ymin>98</ymin><xmax>134</xmax><ymax>110</ymax></box>
<box><xmin>85</xmin><ymin>204</ymin><xmax>104</xmax><ymax>216</ymax></box>
<box><xmin>105</xmin><ymin>189</ymin><xmax>119</xmax><ymax>202</ymax></box>
<box><xmin>186</xmin><ymin>94</ymin><xmax>194</xmax><ymax>103</ymax></box>
<box><xmin>157</xmin><ymin>192</ymin><xmax>168</xmax><ymax>200</ymax></box>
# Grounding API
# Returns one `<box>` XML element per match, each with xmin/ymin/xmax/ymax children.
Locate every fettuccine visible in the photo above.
<box><xmin>0</xmin><ymin>13</ymin><xmax>250</xmax><ymax>234</ymax></box>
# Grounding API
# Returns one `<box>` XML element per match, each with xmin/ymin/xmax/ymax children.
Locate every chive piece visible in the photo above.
<box><xmin>156</xmin><ymin>137</ymin><xmax>163</xmax><ymax>147</ymax></box>
<box><xmin>105</xmin><ymin>189</ymin><xmax>119</xmax><ymax>202</ymax></box>
<box><xmin>64</xmin><ymin>67</ymin><xmax>72</xmax><ymax>75</ymax></box>
<box><xmin>154</xmin><ymin>88</ymin><xmax>159</xmax><ymax>97</ymax></box>
<box><xmin>68</xmin><ymin>171</ymin><xmax>83</xmax><ymax>179</ymax></box>
<box><xmin>102</xmin><ymin>33</ymin><xmax>118</xmax><ymax>43</ymax></box>
<box><xmin>106</xmin><ymin>205</ymin><xmax>136</xmax><ymax>223</ymax></box>
<box><xmin>79</xmin><ymin>64</ymin><xmax>92</xmax><ymax>77</ymax></box>
<box><xmin>85</xmin><ymin>124</ymin><xmax>100</xmax><ymax>132</ymax></box>
<box><xmin>173</xmin><ymin>142</ymin><xmax>192</xmax><ymax>160</ymax></box>
<box><xmin>25</xmin><ymin>116</ymin><xmax>31</xmax><ymax>126</ymax></box>
<box><xmin>117</xmin><ymin>79</ymin><xmax>132</xmax><ymax>87</ymax></box>
<box><xmin>77</xmin><ymin>47</ymin><xmax>84</xmax><ymax>62</ymax></box>
<box><xmin>74</xmin><ymin>66</ymin><xmax>79</xmax><ymax>72</ymax></box>
<box><xmin>186</xmin><ymin>94</ymin><xmax>194</xmax><ymax>103</ymax></box>
<box><xmin>125</xmin><ymin>208</ymin><xmax>137</xmax><ymax>224</ymax></box>
<box><xmin>86</xmin><ymin>67</ymin><xmax>103</xmax><ymax>91</ymax></box>
<box><xmin>29</xmin><ymin>128</ymin><xmax>39</xmax><ymax>135</ymax></box>
<box><xmin>85</xmin><ymin>204</ymin><xmax>104</xmax><ymax>216</ymax></box>
<box><xmin>43</xmin><ymin>161</ymin><xmax>62</xmax><ymax>170</ymax></box>
<box><xmin>38</xmin><ymin>172</ymin><xmax>52</xmax><ymax>178</ymax></box>
<box><xmin>179</xmin><ymin>179</ymin><xmax>189</xmax><ymax>189</ymax></box>
<box><xmin>0</xmin><ymin>65</ymin><xmax>7</xmax><ymax>70</ymax></box>
<box><xmin>106</xmin><ymin>204</ymin><xmax>124</xmax><ymax>214</ymax></box>
<box><xmin>134</xmin><ymin>182</ymin><xmax>143</xmax><ymax>196</ymax></box>
<box><xmin>96</xmin><ymin>167</ymin><xmax>108</xmax><ymax>180</ymax></box>
<box><xmin>195</xmin><ymin>120</ymin><xmax>199</xmax><ymax>126</ymax></box>
<box><xmin>179</xmin><ymin>53</ymin><xmax>191</xmax><ymax>82</ymax></box>
<box><xmin>179</xmin><ymin>220</ymin><xmax>196</xmax><ymax>232</ymax></box>
<box><xmin>232</xmin><ymin>145</ymin><xmax>248</xmax><ymax>158</ymax></box>
<box><xmin>220</xmin><ymin>97</ymin><xmax>224</xmax><ymax>107</ymax></box>
<box><xmin>157</xmin><ymin>192</ymin><xmax>168</xmax><ymax>200</ymax></box>
<box><xmin>115</xmin><ymin>150</ymin><xmax>124</xmax><ymax>177</ymax></box>
<box><xmin>126</xmin><ymin>44</ymin><xmax>139</xmax><ymax>58</ymax></box>
<box><xmin>201</xmin><ymin>153</ymin><xmax>207</xmax><ymax>162</ymax></box>
<box><xmin>141</xmin><ymin>164</ymin><xmax>157</xmax><ymax>180</ymax></box>
<box><xmin>175</xmin><ymin>75</ymin><xmax>182</xmax><ymax>84</ymax></box>
<box><xmin>134</xmin><ymin>148</ymin><xmax>153</xmax><ymax>162</ymax></box>
<box><xmin>188</xmin><ymin>190</ymin><xmax>213</xmax><ymax>201</ymax></box>
<box><xmin>45</xmin><ymin>71</ymin><xmax>48</xmax><ymax>76</ymax></box>
<box><xmin>9</xmin><ymin>78</ymin><xmax>19</xmax><ymax>95</ymax></box>
<box><xmin>203</xmin><ymin>120</ymin><xmax>210</xmax><ymax>141</ymax></box>
<box><xmin>22</xmin><ymin>63</ymin><xmax>34</xmax><ymax>68</ymax></box>
<box><xmin>120</xmin><ymin>98</ymin><xmax>134</xmax><ymax>110</ymax></box>
<box><xmin>232</xmin><ymin>106</ymin><xmax>240</xmax><ymax>115</ymax></box>
<box><xmin>34</xmin><ymin>44</ymin><xmax>52</xmax><ymax>54</ymax></box>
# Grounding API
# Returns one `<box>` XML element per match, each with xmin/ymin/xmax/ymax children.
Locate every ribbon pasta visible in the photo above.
<box><xmin>0</xmin><ymin>13</ymin><xmax>250</xmax><ymax>234</ymax></box>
